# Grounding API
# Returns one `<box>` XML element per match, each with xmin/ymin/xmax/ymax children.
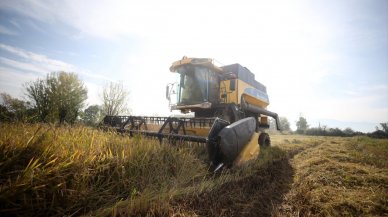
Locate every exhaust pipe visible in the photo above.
<box><xmin>241</xmin><ymin>99</ymin><xmax>281</xmax><ymax>131</ymax></box>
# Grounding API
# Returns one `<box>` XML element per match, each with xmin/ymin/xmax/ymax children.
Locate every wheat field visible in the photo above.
<box><xmin>0</xmin><ymin>123</ymin><xmax>387</xmax><ymax>216</ymax></box>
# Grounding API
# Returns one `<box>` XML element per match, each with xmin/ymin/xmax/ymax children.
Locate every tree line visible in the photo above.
<box><xmin>2</xmin><ymin>71</ymin><xmax>387</xmax><ymax>138</ymax></box>
<box><xmin>269</xmin><ymin>116</ymin><xmax>388</xmax><ymax>138</ymax></box>
<box><xmin>0</xmin><ymin>71</ymin><xmax>130</xmax><ymax>126</ymax></box>
<box><xmin>296</xmin><ymin>116</ymin><xmax>388</xmax><ymax>138</ymax></box>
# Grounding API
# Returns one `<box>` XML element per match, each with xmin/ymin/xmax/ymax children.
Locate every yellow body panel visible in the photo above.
<box><xmin>129</xmin><ymin>123</ymin><xmax>211</xmax><ymax>137</ymax></box>
<box><xmin>220</xmin><ymin>79</ymin><xmax>269</xmax><ymax>108</ymax></box>
<box><xmin>178</xmin><ymin>127</ymin><xmax>210</xmax><ymax>137</ymax></box>
<box><xmin>242</xmin><ymin>93</ymin><xmax>269</xmax><ymax>108</ymax></box>
<box><xmin>234</xmin><ymin>132</ymin><xmax>260</xmax><ymax>166</ymax></box>
<box><xmin>170</xmin><ymin>57</ymin><xmax>223</xmax><ymax>73</ymax></box>
<box><xmin>260</xmin><ymin>116</ymin><xmax>268</xmax><ymax>125</ymax></box>
<box><xmin>170</xmin><ymin>57</ymin><xmax>270</xmax><ymax>112</ymax></box>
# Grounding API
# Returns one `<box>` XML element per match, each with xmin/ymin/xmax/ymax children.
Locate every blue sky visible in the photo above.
<box><xmin>0</xmin><ymin>0</ymin><xmax>387</xmax><ymax>132</ymax></box>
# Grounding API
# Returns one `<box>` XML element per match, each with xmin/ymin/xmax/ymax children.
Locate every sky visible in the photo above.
<box><xmin>0</xmin><ymin>0</ymin><xmax>387</xmax><ymax>132</ymax></box>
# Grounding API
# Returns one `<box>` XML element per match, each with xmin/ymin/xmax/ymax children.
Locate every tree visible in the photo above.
<box><xmin>25</xmin><ymin>71</ymin><xmax>87</xmax><ymax>124</ymax></box>
<box><xmin>296</xmin><ymin>116</ymin><xmax>309</xmax><ymax>134</ymax></box>
<box><xmin>269</xmin><ymin>118</ymin><xmax>277</xmax><ymax>131</ymax></box>
<box><xmin>380</xmin><ymin>122</ymin><xmax>388</xmax><ymax>133</ymax></box>
<box><xmin>370</xmin><ymin>122</ymin><xmax>388</xmax><ymax>138</ymax></box>
<box><xmin>343</xmin><ymin>127</ymin><xmax>355</xmax><ymax>136</ymax></box>
<box><xmin>101</xmin><ymin>81</ymin><xmax>130</xmax><ymax>116</ymax></box>
<box><xmin>328</xmin><ymin>127</ymin><xmax>345</xmax><ymax>137</ymax></box>
<box><xmin>268</xmin><ymin>116</ymin><xmax>290</xmax><ymax>132</ymax></box>
<box><xmin>25</xmin><ymin>79</ymin><xmax>51</xmax><ymax>122</ymax></box>
<box><xmin>80</xmin><ymin>105</ymin><xmax>102</xmax><ymax>126</ymax></box>
<box><xmin>0</xmin><ymin>104</ymin><xmax>11</xmax><ymax>122</ymax></box>
<box><xmin>279</xmin><ymin>117</ymin><xmax>291</xmax><ymax>131</ymax></box>
<box><xmin>0</xmin><ymin>92</ymin><xmax>31</xmax><ymax>122</ymax></box>
<box><xmin>49</xmin><ymin>72</ymin><xmax>87</xmax><ymax>123</ymax></box>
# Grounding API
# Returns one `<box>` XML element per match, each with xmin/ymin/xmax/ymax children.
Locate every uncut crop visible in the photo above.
<box><xmin>0</xmin><ymin>123</ymin><xmax>287</xmax><ymax>216</ymax></box>
<box><xmin>0</xmin><ymin>123</ymin><xmax>211</xmax><ymax>216</ymax></box>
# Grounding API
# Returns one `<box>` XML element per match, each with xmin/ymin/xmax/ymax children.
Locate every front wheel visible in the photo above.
<box><xmin>258</xmin><ymin>133</ymin><xmax>271</xmax><ymax>147</ymax></box>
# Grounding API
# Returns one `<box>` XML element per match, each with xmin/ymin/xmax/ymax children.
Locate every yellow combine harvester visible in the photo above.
<box><xmin>102</xmin><ymin>57</ymin><xmax>280</xmax><ymax>171</ymax></box>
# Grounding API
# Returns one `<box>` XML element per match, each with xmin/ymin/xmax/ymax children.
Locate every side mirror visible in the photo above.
<box><xmin>229</xmin><ymin>79</ymin><xmax>236</xmax><ymax>91</ymax></box>
<box><xmin>166</xmin><ymin>85</ymin><xmax>170</xmax><ymax>100</ymax></box>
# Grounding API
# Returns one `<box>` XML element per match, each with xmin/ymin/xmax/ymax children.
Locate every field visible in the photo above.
<box><xmin>0</xmin><ymin>123</ymin><xmax>387</xmax><ymax>216</ymax></box>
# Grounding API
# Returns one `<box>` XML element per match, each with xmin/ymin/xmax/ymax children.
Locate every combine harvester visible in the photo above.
<box><xmin>102</xmin><ymin>57</ymin><xmax>280</xmax><ymax>171</ymax></box>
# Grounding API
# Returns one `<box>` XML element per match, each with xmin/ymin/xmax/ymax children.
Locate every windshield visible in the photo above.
<box><xmin>177</xmin><ymin>65</ymin><xmax>209</xmax><ymax>105</ymax></box>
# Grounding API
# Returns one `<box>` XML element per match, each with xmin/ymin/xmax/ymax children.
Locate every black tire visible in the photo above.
<box><xmin>259</xmin><ymin>133</ymin><xmax>271</xmax><ymax>147</ymax></box>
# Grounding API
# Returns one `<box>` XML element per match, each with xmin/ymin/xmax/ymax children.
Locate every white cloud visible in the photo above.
<box><xmin>0</xmin><ymin>43</ymin><xmax>112</xmax><ymax>82</ymax></box>
<box><xmin>0</xmin><ymin>25</ymin><xmax>18</xmax><ymax>35</ymax></box>
<box><xmin>1</xmin><ymin>0</ymin><xmax>387</xmax><ymax>131</ymax></box>
<box><xmin>0</xmin><ymin>66</ymin><xmax>37</xmax><ymax>99</ymax></box>
<box><xmin>0</xmin><ymin>57</ymin><xmax>47</xmax><ymax>74</ymax></box>
<box><xmin>9</xmin><ymin>19</ymin><xmax>21</xmax><ymax>30</ymax></box>
<box><xmin>0</xmin><ymin>1</ymin><xmax>58</xmax><ymax>24</ymax></box>
<box><xmin>0</xmin><ymin>43</ymin><xmax>114</xmax><ymax>105</ymax></box>
<box><xmin>0</xmin><ymin>43</ymin><xmax>71</xmax><ymax>68</ymax></box>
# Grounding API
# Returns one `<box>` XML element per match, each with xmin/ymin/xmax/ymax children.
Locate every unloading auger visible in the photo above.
<box><xmin>102</xmin><ymin>57</ymin><xmax>280</xmax><ymax>170</ymax></box>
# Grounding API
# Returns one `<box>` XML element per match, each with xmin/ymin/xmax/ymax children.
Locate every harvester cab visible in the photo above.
<box><xmin>102</xmin><ymin>57</ymin><xmax>280</xmax><ymax>171</ymax></box>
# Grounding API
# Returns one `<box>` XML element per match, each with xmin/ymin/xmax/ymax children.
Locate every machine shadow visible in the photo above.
<box><xmin>173</xmin><ymin>148</ymin><xmax>295</xmax><ymax>217</ymax></box>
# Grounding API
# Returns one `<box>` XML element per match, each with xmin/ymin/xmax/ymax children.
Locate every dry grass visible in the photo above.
<box><xmin>272</xmin><ymin>135</ymin><xmax>388</xmax><ymax>217</ymax></box>
<box><xmin>0</xmin><ymin>123</ymin><xmax>209</xmax><ymax>216</ymax></box>
<box><xmin>1</xmin><ymin>124</ymin><xmax>387</xmax><ymax>216</ymax></box>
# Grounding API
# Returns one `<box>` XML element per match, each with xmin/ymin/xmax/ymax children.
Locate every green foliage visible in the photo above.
<box><xmin>343</xmin><ymin>127</ymin><xmax>355</xmax><ymax>135</ymax></box>
<box><xmin>0</xmin><ymin>92</ymin><xmax>35</xmax><ymax>122</ymax></box>
<box><xmin>295</xmin><ymin>116</ymin><xmax>308</xmax><ymax>134</ymax></box>
<box><xmin>0</xmin><ymin>104</ymin><xmax>11</xmax><ymax>121</ymax></box>
<box><xmin>279</xmin><ymin>116</ymin><xmax>291</xmax><ymax>131</ymax></box>
<box><xmin>49</xmin><ymin>72</ymin><xmax>87</xmax><ymax>123</ymax></box>
<box><xmin>366</xmin><ymin>122</ymin><xmax>388</xmax><ymax>138</ymax></box>
<box><xmin>269</xmin><ymin>116</ymin><xmax>290</xmax><ymax>131</ymax></box>
<box><xmin>368</xmin><ymin>130</ymin><xmax>388</xmax><ymax>138</ymax></box>
<box><xmin>25</xmin><ymin>79</ymin><xmax>50</xmax><ymax>122</ymax></box>
<box><xmin>25</xmin><ymin>72</ymin><xmax>87</xmax><ymax>124</ymax></box>
<box><xmin>380</xmin><ymin>122</ymin><xmax>388</xmax><ymax>133</ymax></box>
<box><xmin>80</xmin><ymin>104</ymin><xmax>103</xmax><ymax>126</ymax></box>
<box><xmin>305</xmin><ymin>126</ymin><xmax>363</xmax><ymax>137</ymax></box>
<box><xmin>370</xmin><ymin>122</ymin><xmax>388</xmax><ymax>138</ymax></box>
